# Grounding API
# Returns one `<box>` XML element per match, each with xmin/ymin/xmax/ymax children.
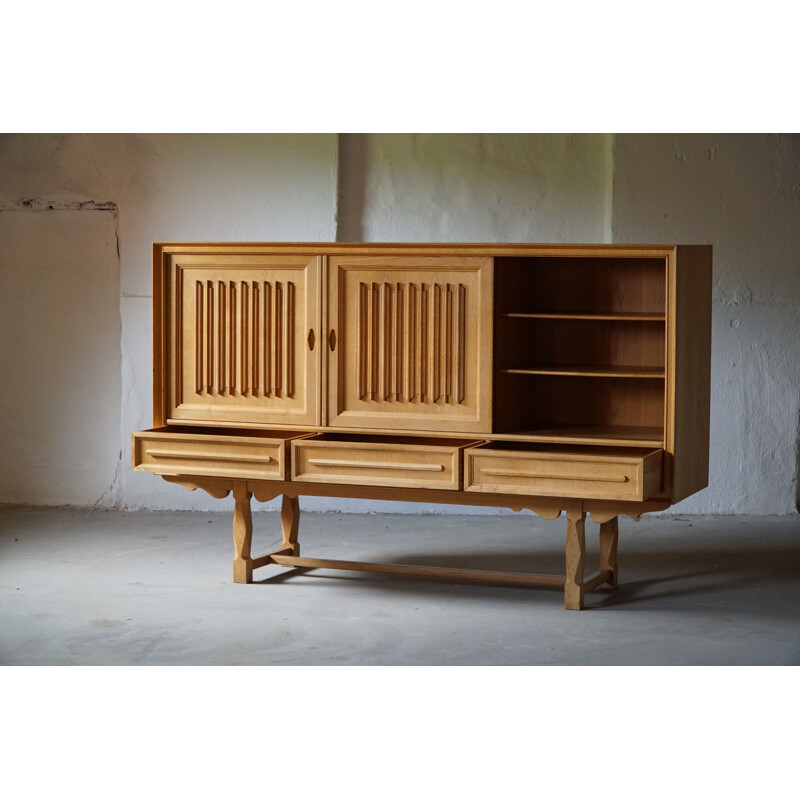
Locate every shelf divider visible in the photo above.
<box><xmin>502</xmin><ymin>365</ymin><xmax>665</xmax><ymax>379</ymax></box>
<box><xmin>502</xmin><ymin>311</ymin><xmax>666</xmax><ymax>322</ymax></box>
<box><xmin>498</xmin><ymin>426</ymin><xmax>665</xmax><ymax>447</ymax></box>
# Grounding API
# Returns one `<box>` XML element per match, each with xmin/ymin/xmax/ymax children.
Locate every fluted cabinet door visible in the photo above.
<box><xmin>326</xmin><ymin>256</ymin><xmax>493</xmax><ymax>433</ymax></box>
<box><xmin>162</xmin><ymin>254</ymin><xmax>321</xmax><ymax>427</ymax></box>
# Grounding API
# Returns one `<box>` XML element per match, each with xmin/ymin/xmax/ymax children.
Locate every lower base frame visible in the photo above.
<box><xmin>160</xmin><ymin>476</ymin><xmax>660</xmax><ymax>610</ymax></box>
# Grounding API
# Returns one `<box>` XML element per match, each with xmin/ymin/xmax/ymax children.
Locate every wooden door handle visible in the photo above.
<box><xmin>146</xmin><ymin>449</ymin><xmax>271</xmax><ymax>464</ymax></box>
<box><xmin>308</xmin><ymin>458</ymin><xmax>444</xmax><ymax>472</ymax></box>
<box><xmin>329</xmin><ymin>329</ymin><xmax>337</xmax><ymax>351</ymax></box>
<box><xmin>482</xmin><ymin>468</ymin><xmax>629</xmax><ymax>483</ymax></box>
<box><xmin>308</xmin><ymin>329</ymin><xmax>316</xmax><ymax>350</ymax></box>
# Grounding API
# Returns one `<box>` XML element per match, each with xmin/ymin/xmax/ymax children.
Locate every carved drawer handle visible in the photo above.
<box><xmin>147</xmin><ymin>449</ymin><xmax>271</xmax><ymax>464</ymax></box>
<box><xmin>308</xmin><ymin>457</ymin><xmax>444</xmax><ymax>472</ymax></box>
<box><xmin>329</xmin><ymin>329</ymin><xmax>337</xmax><ymax>351</ymax></box>
<box><xmin>481</xmin><ymin>468</ymin><xmax>628</xmax><ymax>483</ymax></box>
<box><xmin>308</xmin><ymin>329</ymin><xmax>316</xmax><ymax>350</ymax></box>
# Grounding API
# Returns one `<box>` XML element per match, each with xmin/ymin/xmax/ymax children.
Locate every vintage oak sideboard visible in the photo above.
<box><xmin>132</xmin><ymin>242</ymin><xmax>711</xmax><ymax>609</ymax></box>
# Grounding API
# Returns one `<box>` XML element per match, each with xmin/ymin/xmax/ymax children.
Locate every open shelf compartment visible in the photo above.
<box><xmin>493</xmin><ymin>255</ymin><xmax>667</xmax><ymax>443</ymax></box>
<box><xmin>495</xmin><ymin>255</ymin><xmax>667</xmax><ymax>317</ymax></box>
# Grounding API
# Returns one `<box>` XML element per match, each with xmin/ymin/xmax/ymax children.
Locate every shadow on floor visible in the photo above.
<box><xmin>253</xmin><ymin>536</ymin><xmax>800</xmax><ymax>616</ymax></box>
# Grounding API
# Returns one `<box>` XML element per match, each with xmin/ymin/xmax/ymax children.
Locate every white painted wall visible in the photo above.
<box><xmin>1</xmin><ymin>133</ymin><xmax>797</xmax><ymax>514</ymax></box>
<box><xmin>613</xmin><ymin>134</ymin><xmax>800</xmax><ymax>514</ymax></box>
<box><xmin>337</xmin><ymin>133</ymin><xmax>611</xmax><ymax>243</ymax></box>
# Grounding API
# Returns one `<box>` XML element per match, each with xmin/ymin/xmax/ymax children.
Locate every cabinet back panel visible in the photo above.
<box><xmin>494</xmin><ymin>373</ymin><xmax>665</xmax><ymax>433</ymax></box>
<box><xmin>497</xmin><ymin>317</ymin><xmax>665</xmax><ymax>371</ymax></box>
<box><xmin>496</xmin><ymin>257</ymin><xmax>666</xmax><ymax>316</ymax></box>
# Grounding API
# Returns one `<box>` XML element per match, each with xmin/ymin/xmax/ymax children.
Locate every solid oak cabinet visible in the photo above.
<box><xmin>134</xmin><ymin>242</ymin><xmax>712</xmax><ymax>609</ymax></box>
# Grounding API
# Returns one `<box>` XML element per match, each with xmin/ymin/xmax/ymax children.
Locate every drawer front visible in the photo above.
<box><xmin>292</xmin><ymin>438</ymin><xmax>466</xmax><ymax>490</ymax></box>
<box><xmin>465</xmin><ymin>448</ymin><xmax>663</xmax><ymax>501</ymax></box>
<box><xmin>132</xmin><ymin>430</ymin><xmax>286</xmax><ymax>480</ymax></box>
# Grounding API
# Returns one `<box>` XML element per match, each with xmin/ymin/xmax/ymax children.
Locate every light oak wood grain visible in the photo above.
<box><xmin>326</xmin><ymin>255</ymin><xmax>493</xmax><ymax>432</ymax></box>
<box><xmin>246</xmin><ymin>478</ymin><xmax>668</xmax><ymax>517</ymax></box>
<box><xmin>154</xmin><ymin>477</ymin><xmax>640</xmax><ymax>600</ymax></box>
<box><xmin>156</xmin><ymin>252</ymin><xmax>322</xmax><ymax>428</ymax></box>
<box><xmin>132</xmin><ymin>426</ymin><xmax>307</xmax><ymax>481</ymax></box>
<box><xmin>232</xmin><ymin>482</ymin><xmax>253</xmax><ymax>583</ymax></box>
<box><xmin>291</xmin><ymin>434</ymin><xmax>480</xmax><ymax>490</ymax></box>
<box><xmin>599</xmin><ymin>517</ymin><xmax>619</xmax><ymax>588</ymax></box>
<box><xmin>155</xmin><ymin>243</ymin><xmax>679</xmax><ymax>258</ymax></box>
<box><xmin>281</xmin><ymin>494</ymin><xmax>300</xmax><ymax>557</ymax></box>
<box><xmin>268</xmin><ymin>554</ymin><xmax>567</xmax><ymax>587</ymax></box>
<box><xmin>564</xmin><ymin>503</ymin><xmax>586</xmax><ymax>610</ymax></box>
<box><xmin>465</xmin><ymin>443</ymin><xmax>663</xmax><ymax>501</ymax></box>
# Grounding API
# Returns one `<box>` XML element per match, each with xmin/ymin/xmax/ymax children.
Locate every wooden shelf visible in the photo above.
<box><xmin>502</xmin><ymin>365</ymin><xmax>665</xmax><ymax>379</ymax></box>
<box><xmin>503</xmin><ymin>425</ymin><xmax>665</xmax><ymax>447</ymax></box>
<box><xmin>503</xmin><ymin>311</ymin><xmax>665</xmax><ymax>322</ymax></box>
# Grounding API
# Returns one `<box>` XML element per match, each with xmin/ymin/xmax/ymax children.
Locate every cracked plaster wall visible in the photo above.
<box><xmin>0</xmin><ymin>207</ymin><xmax>121</xmax><ymax>505</ymax></box>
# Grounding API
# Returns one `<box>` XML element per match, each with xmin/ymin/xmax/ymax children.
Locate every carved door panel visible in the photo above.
<box><xmin>164</xmin><ymin>254</ymin><xmax>321</xmax><ymax>427</ymax></box>
<box><xmin>326</xmin><ymin>256</ymin><xmax>493</xmax><ymax>433</ymax></box>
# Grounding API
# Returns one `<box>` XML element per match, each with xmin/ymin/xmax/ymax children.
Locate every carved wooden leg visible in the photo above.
<box><xmin>564</xmin><ymin>505</ymin><xmax>586</xmax><ymax>610</ymax></box>
<box><xmin>599</xmin><ymin>516</ymin><xmax>619</xmax><ymax>589</ymax></box>
<box><xmin>232</xmin><ymin>481</ymin><xmax>253</xmax><ymax>583</ymax></box>
<box><xmin>281</xmin><ymin>494</ymin><xmax>300</xmax><ymax>556</ymax></box>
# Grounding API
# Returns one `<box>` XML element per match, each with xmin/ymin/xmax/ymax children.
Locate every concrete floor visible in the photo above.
<box><xmin>1</xmin><ymin>507</ymin><xmax>798</xmax><ymax>665</ymax></box>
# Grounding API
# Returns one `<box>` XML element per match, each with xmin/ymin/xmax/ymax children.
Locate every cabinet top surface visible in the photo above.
<box><xmin>155</xmin><ymin>242</ymin><xmax>710</xmax><ymax>257</ymax></box>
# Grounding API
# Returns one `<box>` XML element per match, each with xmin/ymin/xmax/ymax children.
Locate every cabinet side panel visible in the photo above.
<box><xmin>153</xmin><ymin>243</ymin><xmax>168</xmax><ymax>427</ymax></box>
<box><xmin>670</xmin><ymin>245</ymin><xmax>712</xmax><ymax>502</ymax></box>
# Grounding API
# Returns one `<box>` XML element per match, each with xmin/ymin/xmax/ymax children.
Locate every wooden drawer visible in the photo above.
<box><xmin>132</xmin><ymin>426</ymin><xmax>310</xmax><ymax>481</ymax></box>
<box><xmin>291</xmin><ymin>434</ymin><xmax>482</xmax><ymax>490</ymax></box>
<box><xmin>465</xmin><ymin>443</ymin><xmax>663</xmax><ymax>501</ymax></box>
